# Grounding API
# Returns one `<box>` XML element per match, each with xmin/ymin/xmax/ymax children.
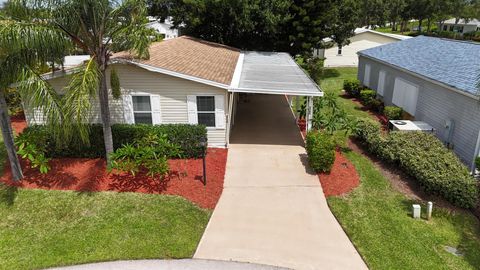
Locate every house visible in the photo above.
<box><xmin>146</xmin><ymin>16</ymin><xmax>179</xmax><ymax>40</ymax></box>
<box><xmin>316</xmin><ymin>28</ymin><xmax>411</xmax><ymax>67</ymax></box>
<box><xmin>357</xmin><ymin>36</ymin><xmax>480</xmax><ymax>171</ymax></box>
<box><xmin>440</xmin><ymin>18</ymin><xmax>480</xmax><ymax>34</ymax></box>
<box><xmin>33</xmin><ymin>36</ymin><xmax>323</xmax><ymax>148</ymax></box>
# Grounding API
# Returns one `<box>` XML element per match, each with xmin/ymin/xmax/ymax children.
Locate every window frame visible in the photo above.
<box><xmin>132</xmin><ymin>94</ymin><xmax>153</xmax><ymax>125</ymax></box>
<box><xmin>196</xmin><ymin>95</ymin><xmax>216</xmax><ymax>128</ymax></box>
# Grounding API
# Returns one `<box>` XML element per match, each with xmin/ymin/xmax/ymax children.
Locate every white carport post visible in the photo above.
<box><xmin>306</xmin><ymin>96</ymin><xmax>314</xmax><ymax>132</ymax></box>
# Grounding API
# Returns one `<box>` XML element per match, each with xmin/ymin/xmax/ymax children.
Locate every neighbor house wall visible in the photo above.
<box><xmin>358</xmin><ymin>56</ymin><xmax>480</xmax><ymax>169</ymax></box>
<box><xmin>324</xmin><ymin>32</ymin><xmax>400</xmax><ymax>67</ymax></box>
<box><xmin>30</xmin><ymin>63</ymin><xmax>228</xmax><ymax>147</ymax></box>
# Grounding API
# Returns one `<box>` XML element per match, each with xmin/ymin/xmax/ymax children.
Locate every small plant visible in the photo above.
<box><xmin>306</xmin><ymin>131</ymin><xmax>336</xmax><ymax>173</ymax></box>
<box><xmin>359</xmin><ymin>89</ymin><xmax>376</xmax><ymax>107</ymax></box>
<box><xmin>343</xmin><ymin>79</ymin><xmax>361</xmax><ymax>97</ymax></box>
<box><xmin>15</xmin><ymin>132</ymin><xmax>50</xmax><ymax>174</ymax></box>
<box><xmin>475</xmin><ymin>157</ymin><xmax>480</xmax><ymax>171</ymax></box>
<box><xmin>297</xmin><ymin>99</ymin><xmax>307</xmax><ymax>119</ymax></box>
<box><xmin>383</xmin><ymin>106</ymin><xmax>403</xmax><ymax>120</ymax></box>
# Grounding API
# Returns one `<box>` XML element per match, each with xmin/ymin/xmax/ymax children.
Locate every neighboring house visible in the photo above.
<box><xmin>440</xmin><ymin>18</ymin><xmax>480</xmax><ymax>34</ymax></box>
<box><xmin>357</xmin><ymin>36</ymin><xmax>480</xmax><ymax>171</ymax></box>
<box><xmin>33</xmin><ymin>36</ymin><xmax>322</xmax><ymax>148</ymax></box>
<box><xmin>146</xmin><ymin>16</ymin><xmax>179</xmax><ymax>40</ymax></box>
<box><xmin>317</xmin><ymin>28</ymin><xmax>411</xmax><ymax>67</ymax></box>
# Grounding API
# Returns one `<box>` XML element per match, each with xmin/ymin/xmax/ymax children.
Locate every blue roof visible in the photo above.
<box><xmin>358</xmin><ymin>36</ymin><xmax>480</xmax><ymax>95</ymax></box>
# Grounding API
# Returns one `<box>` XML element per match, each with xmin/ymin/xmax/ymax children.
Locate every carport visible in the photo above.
<box><xmin>226</xmin><ymin>51</ymin><xmax>323</xmax><ymax>145</ymax></box>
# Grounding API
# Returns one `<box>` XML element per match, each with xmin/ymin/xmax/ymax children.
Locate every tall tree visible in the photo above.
<box><xmin>330</xmin><ymin>0</ymin><xmax>358</xmax><ymax>51</ymax></box>
<box><xmin>0</xmin><ymin>18</ymin><xmax>68</xmax><ymax>180</ymax></box>
<box><xmin>386</xmin><ymin>0</ymin><xmax>407</xmax><ymax>31</ymax></box>
<box><xmin>8</xmin><ymin>0</ymin><xmax>154</xmax><ymax>164</ymax></box>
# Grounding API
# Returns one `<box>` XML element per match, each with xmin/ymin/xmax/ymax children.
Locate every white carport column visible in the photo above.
<box><xmin>306</xmin><ymin>96</ymin><xmax>314</xmax><ymax>132</ymax></box>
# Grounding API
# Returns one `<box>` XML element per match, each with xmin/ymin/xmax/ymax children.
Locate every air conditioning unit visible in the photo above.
<box><xmin>389</xmin><ymin>120</ymin><xmax>435</xmax><ymax>133</ymax></box>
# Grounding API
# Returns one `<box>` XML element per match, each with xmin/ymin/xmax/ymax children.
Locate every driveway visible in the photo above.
<box><xmin>194</xmin><ymin>95</ymin><xmax>368</xmax><ymax>270</ymax></box>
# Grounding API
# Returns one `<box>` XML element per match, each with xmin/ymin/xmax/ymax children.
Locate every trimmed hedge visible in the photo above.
<box><xmin>306</xmin><ymin>131</ymin><xmax>336</xmax><ymax>173</ymax></box>
<box><xmin>343</xmin><ymin>79</ymin><xmax>362</xmax><ymax>97</ymax></box>
<box><xmin>354</xmin><ymin>119</ymin><xmax>479</xmax><ymax>208</ymax></box>
<box><xmin>359</xmin><ymin>89</ymin><xmax>376</xmax><ymax>107</ymax></box>
<box><xmin>383</xmin><ymin>106</ymin><xmax>403</xmax><ymax>120</ymax></box>
<box><xmin>20</xmin><ymin>124</ymin><xmax>208</xmax><ymax>159</ymax></box>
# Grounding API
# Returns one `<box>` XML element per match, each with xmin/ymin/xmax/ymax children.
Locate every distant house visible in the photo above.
<box><xmin>146</xmin><ymin>17</ymin><xmax>179</xmax><ymax>40</ymax></box>
<box><xmin>32</xmin><ymin>36</ymin><xmax>322</xmax><ymax>148</ymax></box>
<box><xmin>357</xmin><ymin>36</ymin><xmax>480</xmax><ymax>171</ymax></box>
<box><xmin>440</xmin><ymin>18</ymin><xmax>480</xmax><ymax>34</ymax></box>
<box><xmin>317</xmin><ymin>28</ymin><xmax>411</xmax><ymax>67</ymax></box>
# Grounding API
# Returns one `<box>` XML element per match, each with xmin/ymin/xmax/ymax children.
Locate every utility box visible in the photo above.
<box><xmin>412</xmin><ymin>204</ymin><xmax>421</xmax><ymax>219</ymax></box>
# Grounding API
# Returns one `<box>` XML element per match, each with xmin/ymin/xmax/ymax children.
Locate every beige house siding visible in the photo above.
<box><xmin>28</xmin><ymin>63</ymin><xmax>228</xmax><ymax>147</ymax></box>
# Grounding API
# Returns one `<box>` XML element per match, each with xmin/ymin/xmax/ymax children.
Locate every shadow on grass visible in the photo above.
<box><xmin>0</xmin><ymin>183</ymin><xmax>17</xmax><ymax>206</ymax></box>
<box><xmin>319</xmin><ymin>69</ymin><xmax>341</xmax><ymax>80</ymax></box>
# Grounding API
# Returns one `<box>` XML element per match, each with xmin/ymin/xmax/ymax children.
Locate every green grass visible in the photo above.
<box><xmin>0</xmin><ymin>188</ymin><xmax>211</xmax><ymax>270</ymax></box>
<box><xmin>328</xmin><ymin>150</ymin><xmax>480</xmax><ymax>269</ymax></box>
<box><xmin>318</xmin><ymin>67</ymin><xmax>374</xmax><ymax>121</ymax></box>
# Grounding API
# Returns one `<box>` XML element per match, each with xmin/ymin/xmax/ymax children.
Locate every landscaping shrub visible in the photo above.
<box><xmin>15</xmin><ymin>129</ymin><xmax>50</xmax><ymax>173</ymax></box>
<box><xmin>369</xmin><ymin>99</ymin><xmax>384</xmax><ymax>113</ymax></box>
<box><xmin>383</xmin><ymin>106</ymin><xmax>403</xmax><ymax>120</ymax></box>
<box><xmin>343</xmin><ymin>79</ymin><xmax>361</xmax><ymax>97</ymax></box>
<box><xmin>359</xmin><ymin>89</ymin><xmax>376</xmax><ymax>107</ymax></box>
<box><xmin>475</xmin><ymin>157</ymin><xmax>480</xmax><ymax>171</ymax></box>
<box><xmin>306</xmin><ymin>131</ymin><xmax>336</xmax><ymax>173</ymax></box>
<box><xmin>354</xmin><ymin>120</ymin><xmax>479</xmax><ymax>208</ymax></box>
<box><xmin>21</xmin><ymin>124</ymin><xmax>207</xmax><ymax>159</ymax></box>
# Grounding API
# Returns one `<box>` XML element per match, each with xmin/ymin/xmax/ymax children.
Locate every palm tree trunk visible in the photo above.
<box><xmin>0</xmin><ymin>89</ymin><xmax>23</xmax><ymax>181</ymax></box>
<box><xmin>97</xmin><ymin>64</ymin><xmax>114</xmax><ymax>163</ymax></box>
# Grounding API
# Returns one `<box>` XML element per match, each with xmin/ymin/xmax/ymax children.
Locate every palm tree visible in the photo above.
<box><xmin>0</xmin><ymin>17</ymin><xmax>69</xmax><ymax>181</ymax></box>
<box><xmin>8</xmin><ymin>0</ymin><xmax>153</xmax><ymax>163</ymax></box>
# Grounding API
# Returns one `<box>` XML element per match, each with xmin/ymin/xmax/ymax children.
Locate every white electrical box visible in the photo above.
<box><xmin>389</xmin><ymin>120</ymin><xmax>435</xmax><ymax>133</ymax></box>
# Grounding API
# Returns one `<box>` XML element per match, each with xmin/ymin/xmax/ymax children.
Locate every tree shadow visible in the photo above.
<box><xmin>299</xmin><ymin>153</ymin><xmax>317</xmax><ymax>175</ymax></box>
<box><xmin>107</xmin><ymin>170</ymin><xmax>181</xmax><ymax>193</ymax></box>
<box><xmin>0</xmin><ymin>183</ymin><xmax>17</xmax><ymax>206</ymax></box>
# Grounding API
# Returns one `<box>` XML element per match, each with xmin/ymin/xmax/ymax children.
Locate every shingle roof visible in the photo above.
<box><xmin>113</xmin><ymin>36</ymin><xmax>240</xmax><ymax>85</ymax></box>
<box><xmin>358</xmin><ymin>36</ymin><xmax>480</xmax><ymax>95</ymax></box>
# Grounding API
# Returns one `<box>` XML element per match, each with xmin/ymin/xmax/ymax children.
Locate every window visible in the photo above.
<box><xmin>364</xmin><ymin>64</ymin><xmax>371</xmax><ymax>87</ymax></box>
<box><xmin>392</xmin><ymin>78</ymin><xmax>419</xmax><ymax>116</ymax></box>
<box><xmin>377</xmin><ymin>70</ymin><xmax>386</xmax><ymax>96</ymax></box>
<box><xmin>132</xmin><ymin>96</ymin><xmax>152</xmax><ymax>124</ymax></box>
<box><xmin>337</xmin><ymin>45</ymin><xmax>342</xmax><ymax>55</ymax></box>
<box><xmin>197</xmin><ymin>96</ymin><xmax>216</xmax><ymax>127</ymax></box>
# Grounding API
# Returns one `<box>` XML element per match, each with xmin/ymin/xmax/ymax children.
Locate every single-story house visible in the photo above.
<box><xmin>439</xmin><ymin>18</ymin><xmax>480</xmax><ymax>34</ymax></box>
<box><xmin>315</xmin><ymin>28</ymin><xmax>411</xmax><ymax>67</ymax></box>
<box><xmin>33</xmin><ymin>36</ymin><xmax>323</xmax><ymax>148</ymax></box>
<box><xmin>146</xmin><ymin>16</ymin><xmax>179</xmax><ymax>40</ymax></box>
<box><xmin>357</xmin><ymin>35</ymin><xmax>480</xmax><ymax>171</ymax></box>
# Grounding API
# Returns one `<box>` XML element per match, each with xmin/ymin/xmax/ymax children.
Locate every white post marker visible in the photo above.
<box><xmin>412</xmin><ymin>204</ymin><xmax>421</xmax><ymax>219</ymax></box>
<box><xmin>427</xmin><ymin>202</ymin><xmax>433</xmax><ymax>220</ymax></box>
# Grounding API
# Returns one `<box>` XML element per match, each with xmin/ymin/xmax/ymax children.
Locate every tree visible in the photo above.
<box><xmin>0</xmin><ymin>18</ymin><xmax>69</xmax><ymax>181</ymax></box>
<box><xmin>8</xmin><ymin>0</ymin><xmax>154</xmax><ymax>164</ymax></box>
<box><xmin>386</xmin><ymin>0</ymin><xmax>407</xmax><ymax>31</ymax></box>
<box><xmin>330</xmin><ymin>0</ymin><xmax>359</xmax><ymax>51</ymax></box>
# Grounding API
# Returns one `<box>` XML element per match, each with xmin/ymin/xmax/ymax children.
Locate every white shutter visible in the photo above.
<box><xmin>392</xmin><ymin>78</ymin><xmax>419</xmax><ymax>116</ymax></box>
<box><xmin>364</xmin><ymin>64</ymin><xmax>371</xmax><ymax>87</ymax></box>
<box><xmin>150</xmin><ymin>95</ymin><xmax>162</xmax><ymax>125</ymax></box>
<box><xmin>215</xmin><ymin>95</ymin><xmax>226</xmax><ymax>129</ymax></box>
<box><xmin>123</xmin><ymin>94</ymin><xmax>134</xmax><ymax>124</ymax></box>
<box><xmin>392</xmin><ymin>78</ymin><xmax>405</xmax><ymax>107</ymax></box>
<box><xmin>187</xmin><ymin>95</ymin><xmax>198</xmax><ymax>124</ymax></box>
<box><xmin>377</xmin><ymin>70</ymin><xmax>386</xmax><ymax>96</ymax></box>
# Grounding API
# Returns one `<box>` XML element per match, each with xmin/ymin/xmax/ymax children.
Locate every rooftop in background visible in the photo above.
<box><xmin>113</xmin><ymin>36</ymin><xmax>240</xmax><ymax>85</ymax></box>
<box><xmin>323</xmin><ymin>28</ymin><xmax>411</xmax><ymax>43</ymax></box>
<box><xmin>358</xmin><ymin>36</ymin><xmax>480</xmax><ymax>95</ymax></box>
<box><xmin>444</xmin><ymin>18</ymin><xmax>480</xmax><ymax>26</ymax></box>
<box><xmin>231</xmin><ymin>51</ymin><xmax>323</xmax><ymax>96</ymax></box>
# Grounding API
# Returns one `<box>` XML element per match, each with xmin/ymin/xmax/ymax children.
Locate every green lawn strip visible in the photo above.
<box><xmin>328</xmin><ymin>150</ymin><xmax>480</xmax><ymax>270</ymax></box>
<box><xmin>0</xmin><ymin>189</ymin><xmax>211</xmax><ymax>270</ymax></box>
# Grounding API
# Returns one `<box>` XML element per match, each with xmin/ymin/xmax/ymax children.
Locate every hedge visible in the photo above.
<box><xmin>383</xmin><ymin>106</ymin><xmax>403</xmax><ymax>120</ymax></box>
<box><xmin>20</xmin><ymin>124</ymin><xmax>208</xmax><ymax>159</ymax></box>
<box><xmin>354</xmin><ymin>119</ymin><xmax>478</xmax><ymax>208</ymax></box>
<box><xmin>306</xmin><ymin>131</ymin><xmax>336</xmax><ymax>173</ymax></box>
<box><xmin>343</xmin><ymin>79</ymin><xmax>362</xmax><ymax>97</ymax></box>
<box><xmin>359</xmin><ymin>89</ymin><xmax>376</xmax><ymax>107</ymax></box>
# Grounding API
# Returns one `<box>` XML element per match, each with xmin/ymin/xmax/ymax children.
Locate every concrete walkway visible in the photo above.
<box><xmin>194</xmin><ymin>95</ymin><xmax>368</xmax><ymax>270</ymax></box>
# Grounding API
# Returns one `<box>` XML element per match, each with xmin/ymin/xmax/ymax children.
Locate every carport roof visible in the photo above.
<box><xmin>230</xmin><ymin>51</ymin><xmax>324</xmax><ymax>96</ymax></box>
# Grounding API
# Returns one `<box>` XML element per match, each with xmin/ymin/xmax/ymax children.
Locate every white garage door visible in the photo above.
<box><xmin>392</xmin><ymin>78</ymin><xmax>419</xmax><ymax>116</ymax></box>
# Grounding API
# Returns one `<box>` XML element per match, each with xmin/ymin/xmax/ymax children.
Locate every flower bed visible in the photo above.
<box><xmin>318</xmin><ymin>151</ymin><xmax>360</xmax><ymax>197</ymax></box>
<box><xmin>1</xmin><ymin>148</ymin><xmax>227</xmax><ymax>209</ymax></box>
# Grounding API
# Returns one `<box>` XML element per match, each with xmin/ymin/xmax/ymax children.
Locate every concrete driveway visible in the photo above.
<box><xmin>194</xmin><ymin>95</ymin><xmax>368</xmax><ymax>270</ymax></box>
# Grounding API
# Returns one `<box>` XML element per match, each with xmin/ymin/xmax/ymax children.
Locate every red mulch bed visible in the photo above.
<box><xmin>11</xmin><ymin>113</ymin><xmax>27</xmax><ymax>134</ymax></box>
<box><xmin>318</xmin><ymin>151</ymin><xmax>360</xmax><ymax>197</ymax></box>
<box><xmin>1</xmin><ymin>148</ymin><xmax>227</xmax><ymax>209</ymax></box>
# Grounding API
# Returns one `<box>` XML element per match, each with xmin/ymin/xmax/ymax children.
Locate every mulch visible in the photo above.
<box><xmin>1</xmin><ymin>148</ymin><xmax>228</xmax><ymax>209</ymax></box>
<box><xmin>11</xmin><ymin>113</ymin><xmax>27</xmax><ymax>134</ymax></box>
<box><xmin>318</xmin><ymin>151</ymin><xmax>360</xmax><ymax>197</ymax></box>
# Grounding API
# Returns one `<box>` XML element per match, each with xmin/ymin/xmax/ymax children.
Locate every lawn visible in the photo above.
<box><xmin>320</xmin><ymin>67</ymin><xmax>480</xmax><ymax>269</ymax></box>
<box><xmin>329</xmin><ymin>150</ymin><xmax>480</xmax><ymax>269</ymax></box>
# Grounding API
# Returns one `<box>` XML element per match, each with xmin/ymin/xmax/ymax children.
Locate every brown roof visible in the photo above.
<box><xmin>113</xmin><ymin>36</ymin><xmax>240</xmax><ymax>85</ymax></box>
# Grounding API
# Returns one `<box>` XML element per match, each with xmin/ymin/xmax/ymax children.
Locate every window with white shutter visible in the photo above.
<box><xmin>377</xmin><ymin>70</ymin><xmax>386</xmax><ymax>96</ymax></box>
<box><xmin>392</xmin><ymin>78</ymin><xmax>419</xmax><ymax>116</ymax></box>
<box><xmin>364</xmin><ymin>64</ymin><xmax>371</xmax><ymax>87</ymax></box>
<box><xmin>186</xmin><ymin>95</ymin><xmax>226</xmax><ymax>129</ymax></box>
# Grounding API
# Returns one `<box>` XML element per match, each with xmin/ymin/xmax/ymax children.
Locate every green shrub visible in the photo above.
<box><xmin>354</xmin><ymin>120</ymin><xmax>478</xmax><ymax>208</ymax></box>
<box><xmin>306</xmin><ymin>131</ymin><xmax>336</xmax><ymax>173</ymax></box>
<box><xmin>369</xmin><ymin>99</ymin><xmax>384</xmax><ymax>113</ymax></box>
<box><xmin>475</xmin><ymin>157</ymin><xmax>480</xmax><ymax>171</ymax></box>
<box><xmin>359</xmin><ymin>89</ymin><xmax>377</xmax><ymax>106</ymax></box>
<box><xmin>343</xmin><ymin>79</ymin><xmax>362</xmax><ymax>97</ymax></box>
<box><xmin>383</xmin><ymin>106</ymin><xmax>403</xmax><ymax>120</ymax></box>
<box><xmin>22</xmin><ymin>124</ymin><xmax>207</xmax><ymax>159</ymax></box>
<box><xmin>15</xmin><ymin>130</ymin><xmax>50</xmax><ymax>173</ymax></box>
